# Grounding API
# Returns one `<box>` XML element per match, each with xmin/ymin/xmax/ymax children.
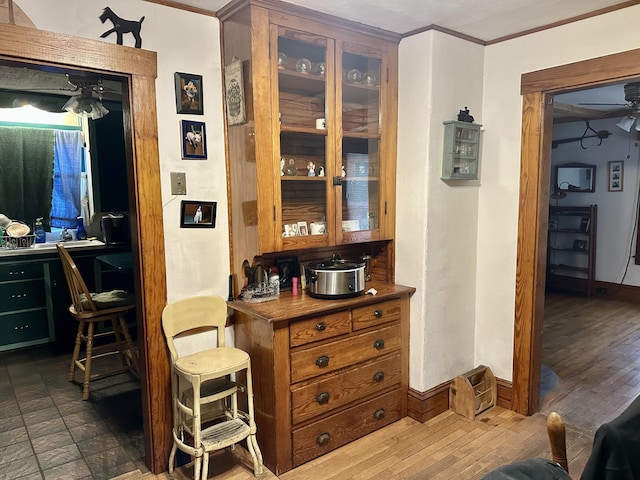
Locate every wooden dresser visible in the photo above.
<box><xmin>229</xmin><ymin>282</ymin><xmax>414</xmax><ymax>474</ymax></box>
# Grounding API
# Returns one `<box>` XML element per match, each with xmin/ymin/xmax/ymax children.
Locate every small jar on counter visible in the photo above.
<box><xmin>268</xmin><ymin>268</ymin><xmax>280</xmax><ymax>296</ymax></box>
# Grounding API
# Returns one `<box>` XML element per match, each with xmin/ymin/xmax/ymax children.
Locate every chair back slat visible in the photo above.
<box><xmin>56</xmin><ymin>243</ymin><xmax>99</xmax><ymax>313</ymax></box>
<box><xmin>161</xmin><ymin>295</ymin><xmax>228</xmax><ymax>362</ymax></box>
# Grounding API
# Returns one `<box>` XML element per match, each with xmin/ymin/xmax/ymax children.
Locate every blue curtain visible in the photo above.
<box><xmin>51</xmin><ymin>130</ymin><xmax>84</xmax><ymax>228</ymax></box>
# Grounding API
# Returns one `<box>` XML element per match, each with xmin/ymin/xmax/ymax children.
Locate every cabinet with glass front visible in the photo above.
<box><xmin>441</xmin><ymin>120</ymin><xmax>481</xmax><ymax>180</ymax></box>
<box><xmin>220</xmin><ymin>0</ymin><xmax>399</xmax><ymax>282</ymax></box>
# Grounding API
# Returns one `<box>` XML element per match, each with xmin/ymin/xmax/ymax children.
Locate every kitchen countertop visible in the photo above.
<box><xmin>0</xmin><ymin>239</ymin><xmax>110</xmax><ymax>259</ymax></box>
<box><xmin>227</xmin><ymin>281</ymin><xmax>415</xmax><ymax>324</ymax></box>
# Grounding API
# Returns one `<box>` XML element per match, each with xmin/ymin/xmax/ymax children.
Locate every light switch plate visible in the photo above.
<box><xmin>170</xmin><ymin>172</ymin><xmax>186</xmax><ymax>195</ymax></box>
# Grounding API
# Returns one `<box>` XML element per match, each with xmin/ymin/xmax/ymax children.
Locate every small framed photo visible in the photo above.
<box><xmin>608</xmin><ymin>160</ymin><xmax>624</xmax><ymax>192</ymax></box>
<box><xmin>573</xmin><ymin>239</ymin><xmax>587</xmax><ymax>251</ymax></box>
<box><xmin>180</xmin><ymin>200</ymin><xmax>217</xmax><ymax>228</ymax></box>
<box><xmin>175</xmin><ymin>72</ymin><xmax>203</xmax><ymax>114</ymax></box>
<box><xmin>579</xmin><ymin>217</ymin><xmax>590</xmax><ymax>233</ymax></box>
<box><xmin>181</xmin><ymin>120</ymin><xmax>207</xmax><ymax>160</ymax></box>
<box><xmin>275</xmin><ymin>255</ymin><xmax>298</xmax><ymax>290</ymax></box>
<box><xmin>283</xmin><ymin>223</ymin><xmax>299</xmax><ymax>237</ymax></box>
<box><xmin>297</xmin><ymin>221</ymin><xmax>308</xmax><ymax>236</ymax></box>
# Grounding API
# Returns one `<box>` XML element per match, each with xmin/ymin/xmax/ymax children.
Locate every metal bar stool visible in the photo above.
<box><xmin>162</xmin><ymin>295</ymin><xmax>263</xmax><ymax>479</ymax></box>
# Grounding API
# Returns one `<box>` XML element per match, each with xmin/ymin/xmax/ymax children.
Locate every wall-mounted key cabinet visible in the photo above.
<box><xmin>441</xmin><ymin>120</ymin><xmax>481</xmax><ymax>180</ymax></box>
<box><xmin>219</xmin><ymin>0</ymin><xmax>400</xmax><ymax>292</ymax></box>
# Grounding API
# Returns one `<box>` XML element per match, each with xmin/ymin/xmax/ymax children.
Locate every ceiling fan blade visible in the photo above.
<box><xmin>578</xmin><ymin>102</ymin><xmax>629</xmax><ymax>106</ymax></box>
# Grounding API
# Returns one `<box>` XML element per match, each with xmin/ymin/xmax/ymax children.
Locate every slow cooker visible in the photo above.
<box><xmin>306</xmin><ymin>258</ymin><xmax>365</xmax><ymax>299</ymax></box>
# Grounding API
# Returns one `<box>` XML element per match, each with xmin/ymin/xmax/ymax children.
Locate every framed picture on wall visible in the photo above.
<box><xmin>224</xmin><ymin>59</ymin><xmax>246</xmax><ymax>126</ymax></box>
<box><xmin>180</xmin><ymin>200</ymin><xmax>217</xmax><ymax>228</ymax></box>
<box><xmin>181</xmin><ymin>120</ymin><xmax>207</xmax><ymax>160</ymax></box>
<box><xmin>608</xmin><ymin>160</ymin><xmax>624</xmax><ymax>192</ymax></box>
<box><xmin>174</xmin><ymin>72</ymin><xmax>203</xmax><ymax>114</ymax></box>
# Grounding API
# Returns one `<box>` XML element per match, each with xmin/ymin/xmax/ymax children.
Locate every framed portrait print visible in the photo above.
<box><xmin>181</xmin><ymin>120</ymin><xmax>207</xmax><ymax>160</ymax></box>
<box><xmin>175</xmin><ymin>72</ymin><xmax>203</xmax><ymax>114</ymax></box>
<box><xmin>180</xmin><ymin>200</ymin><xmax>217</xmax><ymax>228</ymax></box>
<box><xmin>608</xmin><ymin>160</ymin><xmax>623</xmax><ymax>192</ymax></box>
<box><xmin>224</xmin><ymin>59</ymin><xmax>246</xmax><ymax>126</ymax></box>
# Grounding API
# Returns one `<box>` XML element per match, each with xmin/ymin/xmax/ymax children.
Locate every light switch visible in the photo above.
<box><xmin>170</xmin><ymin>172</ymin><xmax>186</xmax><ymax>195</ymax></box>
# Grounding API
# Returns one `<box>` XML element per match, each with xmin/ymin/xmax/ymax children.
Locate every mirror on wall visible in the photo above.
<box><xmin>555</xmin><ymin>163</ymin><xmax>596</xmax><ymax>192</ymax></box>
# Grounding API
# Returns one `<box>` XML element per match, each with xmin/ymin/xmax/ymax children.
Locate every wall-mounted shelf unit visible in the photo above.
<box><xmin>441</xmin><ymin>120</ymin><xmax>481</xmax><ymax>180</ymax></box>
<box><xmin>547</xmin><ymin>205</ymin><xmax>597</xmax><ymax>297</ymax></box>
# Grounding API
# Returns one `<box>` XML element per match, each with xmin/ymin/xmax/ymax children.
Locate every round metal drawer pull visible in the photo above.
<box><xmin>317</xmin><ymin>433</ymin><xmax>330</xmax><ymax>446</ymax></box>
<box><xmin>373</xmin><ymin>309</ymin><xmax>383</xmax><ymax>318</ymax></box>
<box><xmin>316</xmin><ymin>392</ymin><xmax>330</xmax><ymax>404</ymax></box>
<box><xmin>316</xmin><ymin>355</ymin><xmax>330</xmax><ymax>368</ymax></box>
<box><xmin>373</xmin><ymin>371</ymin><xmax>385</xmax><ymax>382</ymax></box>
<box><xmin>315</xmin><ymin>321</ymin><xmax>327</xmax><ymax>331</ymax></box>
<box><xmin>373</xmin><ymin>339</ymin><xmax>385</xmax><ymax>350</ymax></box>
<box><xmin>374</xmin><ymin>408</ymin><xmax>385</xmax><ymax>420</ymax></box>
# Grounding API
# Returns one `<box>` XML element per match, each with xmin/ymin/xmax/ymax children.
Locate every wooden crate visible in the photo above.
<box><xmin>449</xmin><ymin>365</ymin><xmax>496</xmax><ymax>419</ymax></box>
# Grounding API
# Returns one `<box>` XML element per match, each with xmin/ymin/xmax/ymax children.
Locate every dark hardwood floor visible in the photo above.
<box><xmin>115</xmin><ymin>293</ymin><xmax>639</xmax><ymax>479</ymax></box>
<box><xmin>540</xmin><ymin>292</ymin><xmax>640</xmax><ymax>433</ymax></box>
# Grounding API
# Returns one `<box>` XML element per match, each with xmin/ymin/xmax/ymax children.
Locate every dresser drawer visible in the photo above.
<box><xmin>289</xmin><ymin>311</ymin><xmax>351</xmax><ymax>347</ymax></box>
<box><xmin>291</xmin><ymin>352</ymin><xmax>401</xmax><ymax>424</ymax></box>
<box><xmin>290</xmin><ymin>324</ymin><xmax>400</xmax><ymax>383</ymax></box>
<box><xmin>0</xmin><ymin>262</ymin><xmax>44</xmax><ymax>282</ymax></box>
<box><xmin>0</xmin><ymin>309</ymin><xmax>50</xmax><ymax>346</ymax></box>
<box><xmin>352</xmin><ymin>299</ymin><xmax>401</xmax><ymax>330</ymax></box>
<box><xmin>0</xmin><ymin>279</ymin><xmax>46</xmax><ymax>310</ymax></box>
<box><xmin>292</xmin><ymin>388</ymin><xmax>403</xmax><ymax>467</ymax></box>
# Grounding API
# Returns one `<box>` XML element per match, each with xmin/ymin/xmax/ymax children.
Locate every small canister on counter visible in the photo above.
<box><xmin>268</xmin><ymin>267</ymin><xmax>280</xmax><ymax>296</ymax></box>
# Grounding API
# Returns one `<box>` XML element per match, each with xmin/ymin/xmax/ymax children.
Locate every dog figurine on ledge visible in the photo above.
<box><xmin>99</xmin><ymin>7</ymin><xmax>145</xmax><ymax>48</ymax></box>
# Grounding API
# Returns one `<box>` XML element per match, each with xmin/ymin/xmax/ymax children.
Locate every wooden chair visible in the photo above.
<box><xmin>162</xmin><ymin>295</ymin><xmax>263</xmax><ymax>480</ymax></box>
<box><xmin>57</xmin><ymin>243</ymin><xmax>139</xmax><ymax>400</ymax></box>
<box><xmin>546</xmin><ymin>395</ymin><xmax>640</xmax><ymax>479</ymax></box>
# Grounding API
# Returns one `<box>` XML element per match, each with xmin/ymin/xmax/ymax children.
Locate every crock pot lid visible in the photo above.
<box><xmin>308</xmin><ymin>259</ymin><xmax>365</xmax><ymax>270</ymax></box>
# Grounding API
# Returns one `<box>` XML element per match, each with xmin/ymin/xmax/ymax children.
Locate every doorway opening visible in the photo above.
<box><xmin>514</xmin><ymin>47</ymin><xmax>640</xmax><ymax>417</ymax></box>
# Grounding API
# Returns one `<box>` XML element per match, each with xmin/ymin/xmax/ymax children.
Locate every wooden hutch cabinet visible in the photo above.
<box><xmin>220</xmin><ymin>0</ymin><xmax>410</xmax><ymax>474</ymax></box>
<box><xmin>219</xmin><ymin>0</ymin><xmax>400</xmax><ymax>293</ymax></box>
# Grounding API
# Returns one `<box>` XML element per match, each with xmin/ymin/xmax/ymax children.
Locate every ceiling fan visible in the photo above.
<box><xmin>0</xmin><ymin>66</ymin><xmax>120</xmax><ymax>119</ymax></box>
<box><xmin>60</xmin><ymin>75</ymin><xmax>110</xmax><ymax>119</ymax></box>
<box><xmin>578</xmin><ymin>82</ymin><xmax>640</xmax><ymax>131</ymax></box>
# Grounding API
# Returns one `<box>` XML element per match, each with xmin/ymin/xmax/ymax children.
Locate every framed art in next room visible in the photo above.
<box><xmin>608</xmin><ymin>160</ymin><xmax>624</xmax><ymax>192</ymax></box>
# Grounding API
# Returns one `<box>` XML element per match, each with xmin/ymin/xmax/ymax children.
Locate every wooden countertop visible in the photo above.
<box><xmin>227</xmin><ymin>282</ymin><xmax>415</xmax><ymax>324</ymax></box>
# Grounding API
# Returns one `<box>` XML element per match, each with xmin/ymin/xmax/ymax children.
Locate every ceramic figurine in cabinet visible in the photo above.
<box><xmin>307</xmin><ymin>162</ymin><xmax>316</xmax><ymax>176</ymax></box>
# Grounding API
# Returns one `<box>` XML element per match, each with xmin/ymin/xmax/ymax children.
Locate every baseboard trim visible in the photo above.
<box><xmin>595</xmin><ymin>280</ymin><xmax>640</xmax><ymax>304</ymax></box>
<box><xmin>408</xmin><ymin>376</ymin><xmax>513</xmax><ymax>423</ymax></box>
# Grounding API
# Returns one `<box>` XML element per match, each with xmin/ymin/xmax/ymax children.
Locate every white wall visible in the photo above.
<box><xmin>398</xmin><ymin>5</ymin><xmax>640</xmax><ymax>389</ymax></box>
<box><xmin>552</xmin><ymin>118</ymin><xmax>640</xmax><ymax>285</ymax></box>
<box><xmin>396</xmin><ymin>32</ymin><xmax>484</xmax><ymax>391</ymax></box>
<box><xmin>476</xmin><ymin>6</ymin><xmax>640</xmax><ymax>381</ymax></box>
<box><xmin>15</xmin><ymin>0</ymin><xmax>230</xmax><ymax>303</ymax></box>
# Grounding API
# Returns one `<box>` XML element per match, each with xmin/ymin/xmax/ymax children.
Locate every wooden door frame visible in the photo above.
<box><xmin>0</xmin><ymin>24</ymin><xmax>171</xmax><ymax>472</ymax></box>
<box><xmin>513</xmin><ymin>47</ymin><xmax>640</xmax><ymax>415</ymax></box>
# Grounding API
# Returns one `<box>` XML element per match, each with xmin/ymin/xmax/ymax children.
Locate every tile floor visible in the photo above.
<box><xmin>0</xmin><ymin>344</ymin><xmax>147</xmax><ymax>480</ymax></box>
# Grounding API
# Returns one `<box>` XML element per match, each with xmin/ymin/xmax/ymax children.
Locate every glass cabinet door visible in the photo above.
<box><xmin>338</xmin><ymin>48</ymin><xmax>382</xmax><ymax>243</ymax></box>
<box><xmin>275</xmin><ymin>30</ymin><xmax>332</xmax><ymax>249</ymax></box>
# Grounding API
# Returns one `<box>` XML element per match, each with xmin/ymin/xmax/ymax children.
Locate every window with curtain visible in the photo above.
<box><xmin>0</xmin><ymin>126</ymin><xmax>85</xmax><ymax>230</ymax></box>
